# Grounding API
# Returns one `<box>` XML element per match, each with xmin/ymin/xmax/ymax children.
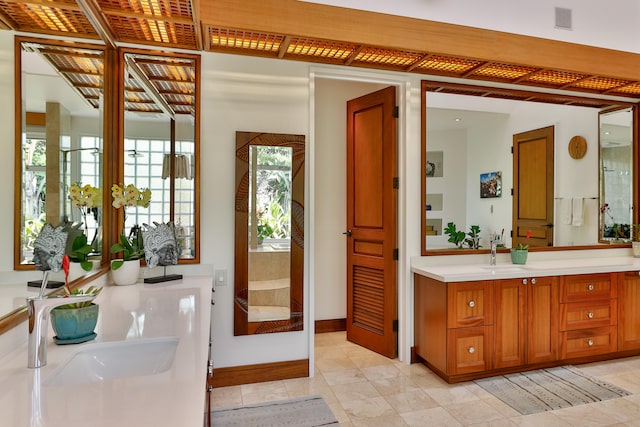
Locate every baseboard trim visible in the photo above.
<box><xmin>210</xmin><ymin>359</ymin><xmax>309</xmax><ymax>388</ymax></box>
<box><xmin>315</xmin><ymin>318</ymin><xmax>346</xmax><ymax>334</ymax></box>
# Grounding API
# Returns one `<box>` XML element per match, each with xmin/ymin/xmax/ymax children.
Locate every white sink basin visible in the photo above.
<box><xmin>44</xmin><ymin>336</ymin><xmax>179</xmax><ymax>387</ymax></box>
<box><xmin>480</xmin><ymin>265</ymin><xmax>529</xmax><ymax>273</ymax></box>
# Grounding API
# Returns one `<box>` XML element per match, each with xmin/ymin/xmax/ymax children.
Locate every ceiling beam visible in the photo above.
<box><xmin>199</xmin><ymin>0</ymin><xmax>640</xmax><ymax>82</ymax></box>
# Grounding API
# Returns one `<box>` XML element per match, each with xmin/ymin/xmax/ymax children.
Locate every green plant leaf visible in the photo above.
<box><xmin>111</xmin><ymin>259</ymin><xmax>124</xmax><ymax>270</ymax></box>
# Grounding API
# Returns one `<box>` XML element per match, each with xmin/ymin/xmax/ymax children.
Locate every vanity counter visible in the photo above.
<box><xmin>412</xmin><ymin>254</ymin><xmax>640</xmax><ymax>282</ymax></box>
<box><xmin>0</xmin><ymin>275</ymin><xmax>212</xmax><ymax>427</ymax></box>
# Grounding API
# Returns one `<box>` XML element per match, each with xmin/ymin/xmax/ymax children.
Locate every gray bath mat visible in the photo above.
<box><xmin>209</xmin><ymin>394</ymin><xmax>339</xmax><ymax>426</ymax></box>
<box><xmin>475</xmin><ymin>365</ymin><xmax>630</xmax><ymax>415</ymax></box>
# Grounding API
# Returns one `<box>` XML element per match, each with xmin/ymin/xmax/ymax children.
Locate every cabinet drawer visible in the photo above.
<box><xmin>560</xmin><ymin>326</ymin><xmax>617</xmax><ymax>358</ymax></box>
<box><xmin>447</xmin><ymin>281</ymin><xmax>492</xmax><ymax>328</ymax></box>
<box><xmin>447</xmin><ymin>326</ymin><xmax>492</xmax><ymax>375</ymax></box>
<box><xmin>560</xmin><ymin>300</ymin><xmax>617</xmax><ymax>331</ymax></box>
<box><xmin>560</xmin><ymin>273</ymin><xmax>615</xmax><ymax>303</ymax></box>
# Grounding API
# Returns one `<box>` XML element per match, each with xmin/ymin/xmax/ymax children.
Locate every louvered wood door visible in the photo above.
<box><xmin>346</xmin><ymin>86</ymin><xmax>397</xmax><ymax>358</ymax></box>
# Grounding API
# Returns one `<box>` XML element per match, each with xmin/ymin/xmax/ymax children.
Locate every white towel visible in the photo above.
<box><xmin>571</xmin><ymin>197</ymin><xmax>584</xmax><ymax>227</ymax></box>
<box><xmin>559</xmin><ymin>198</ymin><xmax>572</xmax><ymax>225</ymax></box>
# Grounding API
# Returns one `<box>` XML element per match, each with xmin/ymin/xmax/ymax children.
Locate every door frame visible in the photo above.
<box><xmin>309</xmin><ymin>68</ymin><xmax>409</xmax><ymax>371</ymax></box>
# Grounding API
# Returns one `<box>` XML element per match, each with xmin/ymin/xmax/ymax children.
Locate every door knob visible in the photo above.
<box><xmin>342</xmin><ymin>230</ymin><xmax>352</xmax><ymax>237</ymax></box>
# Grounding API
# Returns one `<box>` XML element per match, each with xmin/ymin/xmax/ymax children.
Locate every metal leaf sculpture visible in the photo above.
<box><xmin>33</xmin><ymin>224</ymin><xmax>68</xmax><ymax>272</ymax></box>
<box><xmin>142</xmin><ymin>222</ymin><xmax>179</xmax><ymax>269</ymax></box>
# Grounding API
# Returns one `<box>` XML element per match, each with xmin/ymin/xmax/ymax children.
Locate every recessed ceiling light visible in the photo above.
<box><xmin>454</xmin><ymin>118</ymin><xmax>462</xmax><ymax>122</ymax></box>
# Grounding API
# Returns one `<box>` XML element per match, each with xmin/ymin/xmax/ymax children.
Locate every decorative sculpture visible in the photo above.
<box><xmin>142</xmin><ymin>222</ymin><xmax>182</xmax><ymax>283</ymax></box>
<box><xmin>28</xmin><ymin>224</ymin><xmax>68</xmax><ymax>289</ymax></box>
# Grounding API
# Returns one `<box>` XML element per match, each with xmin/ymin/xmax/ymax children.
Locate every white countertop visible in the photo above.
<box><xmin>412</xmin><ymin>254</ymin><xmax>640</xmax><ymax>282</ymax></box>
<box><xmin>0</xmin><ymin>275</ymin><xmax>212</xmax><ymax>427</ymax></box>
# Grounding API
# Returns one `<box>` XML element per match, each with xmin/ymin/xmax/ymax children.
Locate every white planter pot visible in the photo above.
<box><xmin>633</xmin><ymin>242</ymin><xmax>640</xmax><ymax>258</ymax></box>
<box><xmin>110</xmin><ymin>260</ymin><xmax>140</xmax><ymax>286</ymax></box>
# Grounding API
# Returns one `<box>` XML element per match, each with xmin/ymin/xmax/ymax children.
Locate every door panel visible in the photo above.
<box><xmin>513</xmin><ymin>126</ymin><xmax>554</xmax><ymax>247</ymax></box>
<box><xmin>346</xmin><ymin>86</ymin><xmax>397</xmax><ymax>358</ymax></box>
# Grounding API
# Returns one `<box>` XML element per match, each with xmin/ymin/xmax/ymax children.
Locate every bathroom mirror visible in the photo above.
<box><xmin>119</xmin><ymin>49</ymin><xmax>200</xmax><ymax>262</ymax></box>
<box><xmin>421</xmin><ymin>80</ymin><xmax>637</xmax><ymax>255</ymax></box>
<box><xmin>15</xmin><ymin>36</ymin><xmax>106</xmax><ymax>269</ymax></box>
<box><xmin>234</xmin><ymin>132</ymin><xmax>304</xmax><ymax>335</ymax></box>
<box><xmin>599</xmin><ymin>107</ymin><xmax>636</xmax><ymax>241</ymax></box>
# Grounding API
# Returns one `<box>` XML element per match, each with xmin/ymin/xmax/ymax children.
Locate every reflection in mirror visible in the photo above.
<box><xmin>16</xmin><ymin>37</ymin><xmax>105</xmax><ymax>268</ymax></box>
<box><xmin>599</xmin><ymin>108</ymin><xmax>634</xmax><ymax>241</ymax></box>
<box><xmin>235</xmin><ymin>132</ymin><xmax>304</xmax><ymax>335</ymax></box>
<box><xmin>421</xmin><ymin>81</ymin><xmax>637</xmax><ymax>255</ymax></box>
<box><xmin>121</xmin><ymin>51</ymin><xmax>198</xmax><ymax>261</ymax></box>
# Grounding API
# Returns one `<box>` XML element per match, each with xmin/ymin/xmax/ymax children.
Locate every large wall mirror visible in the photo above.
<box><xmin>15</xmin><ymin>36</ymin><xmax>106</xmax><ymax>269</ymax></box>
<box><xmin>599</xmin><ymin>107</ymin><xmax>637</xmax><ymax>241</ymax></box>
<box><xmin>234</xmin><ymin>132</ymin><xmax>304</xmax><ymax>335</ymax></box>
<box><xmin>421</xmin><ymin>80</ymin><xmax>638</xmax><ymax>255</ymax></box>
<box><xmin>118</xmin><ymin>48</ymin><xmax>200</xmax><ymax>262</ymax></box>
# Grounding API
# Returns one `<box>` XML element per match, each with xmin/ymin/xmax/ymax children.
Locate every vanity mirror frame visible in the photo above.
<box><xmin>14</xmin><ymin>36</ymin><xmax>109</xmax><ymax>270</ymax></box>
<box><xmin>234</xmin><ymin>131</ymin><xmax>305</xmax><ymax>336</ymax></box>
<box><xmin>598</xmin><ymin>106</ymin><xmax>639</xmax><ymax>243</ymax></box>
<box><xmin>114</xmin><ymin>47</ymin><xmax>201</xmax><ymax>263</ymax></box>
<box><xmin>420</xmin><ymin>80</ymin><xmax>639</xmax><ymax>256</ymax></box>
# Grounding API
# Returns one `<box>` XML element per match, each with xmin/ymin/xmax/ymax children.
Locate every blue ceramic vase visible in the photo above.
<box><xmin>50</xmin><ymin>303</ymin><xmax>99</xmax><ymax>341</ymax></box>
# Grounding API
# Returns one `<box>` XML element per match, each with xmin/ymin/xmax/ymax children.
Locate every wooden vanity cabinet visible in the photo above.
<box><xmin>559</xmin><ymin>273</ymin><xmax>617</xmax><ymax>358</ymax></box>
<box><xmin>414</xmin><ymin>275</ymin><xmax>492</xmax><ymax>378</ymax></box>
<box><xmin>494</xmin><ymin>276</ymin><xmax>558</xmax><ymax>369</ymax></box>
<box><xmin>414</xmin><ymin>270</ymin><xmax>640</xmax><ymax>383</ymax></box>
<box><xmin>619</xmin><ymin>271</ymin><xmax>640</xmax><ymax>351</ymax></box>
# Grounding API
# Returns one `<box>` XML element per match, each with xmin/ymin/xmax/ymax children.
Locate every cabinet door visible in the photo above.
<box><xmin>527</xmin><ymin>276</ymin><xmax>559</xmax><ymax>364</ymax></box>
<box><xmin>447</xmin><ymin>281</ymin><xmax>492</xmax><ymax>328</ymax></box>
<box><xmin>447</xmin><ymin>326</ymin><xmax>492</xmax><ymax>375</ymax></box>
<box><xmin>494</xmin><ymin>278</ymin><xmax>526</xmax><ymax>368</ymax></box>
<box><xmin>619</xmin><ymin>271</ymin><xmax>640</xmax><ymax>350</ymax></box>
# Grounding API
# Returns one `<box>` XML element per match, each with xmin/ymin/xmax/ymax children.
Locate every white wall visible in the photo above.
<box><xmin>426</xmin><ymin>128</ymin><xmax>467</xmax><ymax>249</ymax></box>
<box><xmin>200</xmin><ymin>53</ymin><xmax>312</xmax><ymax>367</ymax></box>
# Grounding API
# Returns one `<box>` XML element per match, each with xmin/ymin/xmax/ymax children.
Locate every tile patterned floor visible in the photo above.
<box><xmin>210</xmin><ymin>332</ymin><xmax>640</xmax><ymax>426</ymax></box>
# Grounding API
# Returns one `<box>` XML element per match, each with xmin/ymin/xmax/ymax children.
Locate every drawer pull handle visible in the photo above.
<box><xmin>588</xmin><ymin>312</ymin><xmax>594</xmax><ymax>319</ymax></box>
<box><xmin>468</xmin><ymin>300</ymin><xmax>476</xmax><ymax>308</ymax></box>
<box><xmin>587</xmin><ymin>339</ymin><xmax>594</xmax><ymax>347</ymax></box>
<box><xmin>587</xmin><ymin>284</ymin><xmax>594</xmax><ymax>291</ymax></box>
<box><xmin>531</xmin><ymin>278</ymin><xmax>536</xmax><ymax>285</ymax></box>
<box><xmin>522</xmin><ymin>279</ymin><xmax>528</xmax><ymax>285</ymax></box>
<box><xmin>468</xmin><ymin>346</ymin><xmax>475</xmax><ymax>354</ymax></box>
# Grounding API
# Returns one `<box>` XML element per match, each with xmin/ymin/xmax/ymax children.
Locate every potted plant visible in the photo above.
<box><xmin>511</xmin><ymin>230</ymin><xmax>531</xmax><ymax>264</ymax></box>
<box><xmin>465</xmin><ymin>225</ymin><xmax>481</xmax><ymax>249</ymax></box>
<box><xmin>50</xmin><ymin>256</ymin><xmax>102</xmax><ymax>343</ymax></box>
<box><xmin>444</xmin><ymin>222</ymin><xmax>466</xmax><ymax>249</ymax></box>
<box><xmin>110</xmin><ymin>183</ymin><xmax>151</xmax><ymax>285</ymax></box>
<box><xmin>68</xmin><ymin>233</ymin><xmax>96</xmax><ymax>272</ymax></box>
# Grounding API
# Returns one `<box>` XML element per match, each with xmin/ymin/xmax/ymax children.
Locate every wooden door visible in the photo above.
<box><xmin>512</xmin><ymin>126</ymin><xmax>554</xmax><ymax>248</ymax></box>
<box><xmin>494</xmin><ymin>278</ymin><xmax>526</xmax><ymax>369</ymax></box>
<box><xmin>346</xmin><ymin>86</ymin><xmax>397</xmax><ymax>358</ymax></box>
<box><xmin>619</xmin><ymin>271</ymin><xmax>640</xmax><ymax>350</ymax></box>
<box><xmin>527</xmin><ymin>276</ymin><xmax>559</xmax><ymax>364</ymax></box>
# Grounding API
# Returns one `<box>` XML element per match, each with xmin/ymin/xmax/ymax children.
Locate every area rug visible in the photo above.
<box><xmin>474</xmin><ymin>365</ymin><xmax>631</xmax><ymax>415</ymax></box>
<box><xmin>209</xmin><ymin>395</ymin><xmax>339</xmax><ymax>426</ymax></box>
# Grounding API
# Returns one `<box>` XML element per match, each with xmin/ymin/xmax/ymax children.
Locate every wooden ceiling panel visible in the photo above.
<box><xmin>0</xmin><ymin>0</ymin><xmax>98</xmax><ymax>37</ymax></box>
<box><xmin>4</xmin><ymin>1</ymin><xmax>640</xmax><ymax>99</ymax></box>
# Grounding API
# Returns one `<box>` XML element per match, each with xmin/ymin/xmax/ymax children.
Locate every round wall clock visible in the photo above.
<box><xmin>568</xmin><ymin>135</ymin><xmax>587</xmax><ymax>159</ymax></box>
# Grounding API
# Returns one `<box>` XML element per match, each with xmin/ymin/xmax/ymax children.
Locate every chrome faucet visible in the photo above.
<box><xmin>490</xmin><ymin>239</ymin><xmax>498</xmax><ymax>265</ymax></box>
<box><xmin>27</xmin><ymin>294</ymin><xmax>94</xmax><ymax>368</ymax></box>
